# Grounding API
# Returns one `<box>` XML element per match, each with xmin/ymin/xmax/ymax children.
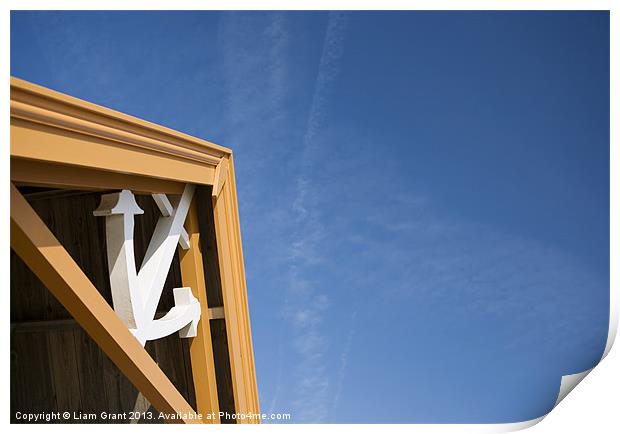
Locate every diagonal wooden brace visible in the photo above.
<box><xmin>10</xmin><ymin>183</ymin><xmax>201</xmax><ymax>424</ymax></box>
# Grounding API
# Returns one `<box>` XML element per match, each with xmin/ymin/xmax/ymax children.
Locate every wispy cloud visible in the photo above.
<box><xmin>218</xmin><ymin>10</ymin><xmax>606</xmax><ymax>422</ymax></box>
<box><xmin>293</xmin><ymin>12</ymin><xmax>348</xmax><ymax>220</ymax></box>
<box><xmin>216</xmin><ymin>12</ymin><xmax>293</xmax><ymax>419</ymax></box>
<box><xmin>217</xmin><ymin>12</ymin><xmax>351</xmax><ymax>422</ymax></box>
<box><xmin>285</xmin><ymin>12</ymin><xmax>348</xmax><ymax>422</ymax></box>
<box><xmin>332</xmin><ymin>309</ymin><xmax>357</xmax><ymax>413</ymax></box>
<box><xmin>14</xmin><ymin>11</ymin><xmax>608</xmax><ymax>424</ymax></box>
<box><xmin>332</xmin><ymin>176</ymin><xmax>607</xmax><ymax>371</ymax></box>
<box><xmin>217</xmin><ymin>12</ymin><xmax>289</xmax><ymax>179</ymax></box>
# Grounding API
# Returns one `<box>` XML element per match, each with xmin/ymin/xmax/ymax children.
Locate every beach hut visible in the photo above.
<box><xmin>10</xmin><ymin>77</ymin><xmax>259</xmax><ymax>424</ymax></box>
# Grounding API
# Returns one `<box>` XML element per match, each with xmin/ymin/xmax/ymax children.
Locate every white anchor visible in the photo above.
<box><xmin>93</xmin><ymin>184</ymin><xmax>200</xmax><ymax>346</ymax></box>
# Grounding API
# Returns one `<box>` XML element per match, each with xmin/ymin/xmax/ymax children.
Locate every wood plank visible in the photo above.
<box><xmin>179</xmin><ymin>339</ymin><xmax>198</xmax><ymax>413</ymax></box>
<box><xmin>10</xmin><ymin>250</ymin><xmax>51</xmax><ymax>322</ymax></box>
<box><xmin>11</xmin><ymin>99</ymin><xmax>220</xmax><ymax>166</ymax></box>
<box><xmin>213</xmin><ymin>180</ymin><xmax>247</xmax><ymax>416</ymax></box>
<box><xmin>11</xmin><ymin>318</ymin><xmax>78</xmax><ymax>332</ymax></box>
<box><xmin>210</xmin><ymin>319</ymin><xmax>236</xmax><ymax>423</ymax></box>
<box><xmin>209</xmin><ymin>307</ymin><xmax>225</xmax><ymax>320</ymax></box>
<box><xmin>47</xmin><ymin>329</ymin><xmax>83</xmax><ymax>412</ymax></box>
<box><xmin>11</xmin><ymin>118</ymin><xmax>216</xmax><ymax>187</ymax></box>
<box><xmin>212</xmin><ymin>157</ymin><xmax>229</xmax><ymax>199</ymax></box>
<box><xmin>227</xmin><ymin>158</ymin><xmax>259</xmax><ymax>414</ymax></box>
<box><xmin>73</xmin><ymin>327</ymin><xmax>110</xmax><ymax>418</ymax></box>
<box><xmin>43</xmin><ymin>188</ymin><xmax>115</xmax><ymax>311</ymax></box>
<box><xmin>179</xmin><ymin>199</ymin><xmax>220</xmax><ymax>422</ymax></box>
<box><xmin>10</xmin><ymin>183</ymin><xmax>201</xmax><ymax>424</ymax></box>
<box><xmin>11</xmin><ymin>77</ymin><xmax>232</xmax><ymax>158</ymax></box>
<box><xmin>101</xmin><ymin>344</ymin><xmax>143</xmax><ymax>418</ymax></box>
<box><xmin>10</xmin><ymin>311</ymin><xmax>191</xmax><ymax>333</ymax></box>
<box><xmin>12</xmin><ymin>158</ymin><xmax>185</xmax><ymax>194</ymax></box>
<box><xmin>212</xmin><ymin>157</ymin><xmax>259</xmax><ymax>421</ymax></box>
<box><xmin>153</xmin><ymin>336</ymin><xmax>192</xmax><ymax>409</ymax></box>
<box><xmin>10</xmin><ymin>331</ymin><xmax>58</xmax><ymax>422</ymax></box>
<box><xmin>196</xmin><ymin>186</ymin><xmax>224</xmax><ymax>307</ymax></box>
<box><xmin>195</xmin><ymin>186</ymin><xmax>235</xmax><ymax>420</ymax></box>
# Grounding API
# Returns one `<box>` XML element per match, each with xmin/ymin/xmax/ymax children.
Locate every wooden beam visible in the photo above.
<box><xmin>10</xmin><ymin>77</ymin><xmax>231</xmax><ymax>188</ymax></box>
<box><xmin>10</xmin><ymin>183</ymin><xmax>201</xmax><ymax>424</ymax></box>
<box><xmin>208</xmin><ymin>307</ymin><xmax>225</xmax><ymax>320</ymax></box>
<box><xmin>212</xmin><ymin>156</ymin><xmax>260</xmax><ymax>421</ymax></box>
<box><xmin>11</xmin><ymin>310</ymin><xmax>226</xmax><ymax>333</ymax></box>
<box><xmin>212</xmin><ymin>157</ymin><xmax>229</xmax><ymax>199</ymax></box>
<box><xmin>11</xmin><ymin>318</ymin><xmax>78</xmax><ymax>333</ymax></box>
<box><xmin>11</xmin><ymin>118</ymin><xmax>217</xmax><ymax>187</ymax></box>
<box><xmin>179</xmin><ymin>199</ymin><xmax>221</xmax><ymax>423</ymax></box>
<box><xmin>152</xmin><ymin>193</ymin><xmax>191</xmax><ymax>249</ymax></box>
<box><xmin>11</xmin><ymin>158</ymin><xmax>185</xmax><ymax>194</ymax></box>
<box><xmin>11</xmin><ymin>77</ymin><xmax>232</xmax><ymax>158</ymax></box>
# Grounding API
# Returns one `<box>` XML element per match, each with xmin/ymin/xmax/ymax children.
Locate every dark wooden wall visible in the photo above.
<box><xmin>10</xmin><ymin>188</ymin><xmax>218</xmax><ymax>423</ymax></box>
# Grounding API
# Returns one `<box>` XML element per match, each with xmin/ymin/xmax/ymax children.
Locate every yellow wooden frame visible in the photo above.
<box><xmin>10</xmin><ymin>77</ymin><xmax>259</xmax><ymax>423</ymax></box>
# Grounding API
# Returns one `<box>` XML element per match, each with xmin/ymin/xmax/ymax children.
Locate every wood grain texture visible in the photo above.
<box><xmin>10</xmin><ymin>331</ymin><xmax>57</xmax><ymax>422</ymax></box>
<box><xmin>11</xmin><ymin>119</ymin><xmax>217</xmax><ymax>187</ymax></box>
<box><xmin>10</xmin><ymin>186</ymin><xmax>197</xmax><ymax>423</ymax></box>
<box><xmin>12</xmin><ymin>159</ymin><xmax>185</xmax><ymax>194</ymax></box>
<box><xmin>47</xmin><ymin>330</ymin><xmax>83</xmax><ymax>412</ymax></box>
<box><xmin>212</xmin><ymin>157</ymin><xmax>260</xmax><ymax>421</ymax></box>
<box><xmin>11</xmin><ymin>77</ymin><xmax>230</xmax><ymax>159</ymax></box>
<box><xmin>179</xmin><ymin>198</ymin><xmax>221</xmax><ymax>422</ymax></box>
<box><xmin>10</xmin><ymin>78</ymin><xmax>258</xmax><ymax>424</ymax></box>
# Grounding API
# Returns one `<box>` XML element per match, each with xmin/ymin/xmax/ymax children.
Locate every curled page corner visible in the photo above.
<box><xmin>554</xmin><ymin>369</ymin><xmax>593</xmax><ymax>407</ymax></box>
<box><xmin>484</xmin><ymin>369</ymin><xmax>595</xmax><ymax>433</ymax></box>
<box><xmin>400</xmin><ymin>293</ymin><xmax>617</xmax><ymax>433</ymax></box>
<box><xmin>552</xmin><ymin>311</ymin><xmax>617</xmax><ymax>409</ymax></box>
<box><xmin>487</xmin><ymin>298</ymin><xmax>618</xmax><ymax>433</ymax></box>
<box><xmin>488</xmin><ymin>416</ymin><xmax>545</xmax><ymax>433</ymax></box>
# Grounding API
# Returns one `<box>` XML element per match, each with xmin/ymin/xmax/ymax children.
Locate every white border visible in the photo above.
<box><xmin>2</xmin><ymin>1</ymin><xmax>617</xmax><ymax>432</ymax></box>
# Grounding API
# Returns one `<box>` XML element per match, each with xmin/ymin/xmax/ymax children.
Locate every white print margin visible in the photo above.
<box><xmin>0</xmin><ymin>0</ymin><xmax>617</xmax><ymax>432</ymax></box>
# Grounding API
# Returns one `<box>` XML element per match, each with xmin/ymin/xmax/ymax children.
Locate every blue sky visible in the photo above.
<box><xmin>11</xmin><ymin>11</ymin><xmax>609</xmax><ymax>423</ymax></box>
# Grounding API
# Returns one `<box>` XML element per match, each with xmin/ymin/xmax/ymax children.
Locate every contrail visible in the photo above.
<box><xmin>288</xmin><ymin>11</ymin><xmax>348</xmax><ymax>423</ymax></box>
